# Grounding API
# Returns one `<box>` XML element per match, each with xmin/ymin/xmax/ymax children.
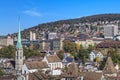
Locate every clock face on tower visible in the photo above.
<box><xmin>18</xmin><ymin>75</ymin><xmax>25</xmax><ymax>80</ymax></box>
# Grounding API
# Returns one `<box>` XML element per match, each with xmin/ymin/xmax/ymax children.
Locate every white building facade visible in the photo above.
<box><xmin>89</xmin><ymin>51</ymin><xmax>104</xmax><ymax>61</ymax></box>
<box><xmin>42</xmin><ymin>54</ymin><xmax>62</xmax><ymax>75</ymax></box>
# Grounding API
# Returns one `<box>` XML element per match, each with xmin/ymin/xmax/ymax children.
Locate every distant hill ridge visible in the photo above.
<box><xmin>12</xmin><ymin>14</ymin><xmax>120</xmax><ymax>38</ymax></box>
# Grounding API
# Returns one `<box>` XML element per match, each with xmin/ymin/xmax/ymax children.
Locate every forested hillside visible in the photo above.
<box><xmin>12</xmin><ymin>14</ymin><xmax>120</xmax><ymax>39</ymax></box>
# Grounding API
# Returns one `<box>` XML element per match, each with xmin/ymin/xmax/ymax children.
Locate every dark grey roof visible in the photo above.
<box><xmin>65</xmin><ymin>57</ymin><xmax>74</xmax><ymax>62</ymax></box>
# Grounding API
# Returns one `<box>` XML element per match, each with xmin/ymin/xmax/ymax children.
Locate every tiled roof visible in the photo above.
<box><xmin>26</xmin><ymin>61</ymin><xmax>48</xmax><ymax>69</ymax></box>
<box><xmin>27</xmin><ymin>55</ymin><xmax>43</xmax><ymax>61</ymax></box>
<box><xmin>107</xmin><ymin>76</ymin><xmax>120</xmax><ymax>80</ymax></box>
<box><xmin>80</xmin><ymin>72</ymin><xmax>102</xmax><ymax>80</ymax></box>
<box><xmin>46</xmin><ymin>54</ymin><xmax>61</xmax><ymax>63</ymax></box>
<box><xmin>103</xmin><ymin>56</ymin><xmax>117</xmax><ymax>74</ymax></box>
<box><xmin>96</xmin><ymin>41</ymin><xmax>120</xmax><ymax>48</ymax></box>
<box><xmin>67</xmin><ymin>62</ymin><xmax>78</xmax><ymax>77</ymax></box>
<box><xmin>62</xmin><ymin>61</ymin><xmax>79</xmax><ymax>78</ymax></box>
<box><xmin>0</xmin><ymin>75</ymin><xmax>14</xmax><ymax>80</ymax></box>
<box><xmin>29</xmin><ymin>71</ymin><xmax>48</xmax><ymax>80</ymax></box>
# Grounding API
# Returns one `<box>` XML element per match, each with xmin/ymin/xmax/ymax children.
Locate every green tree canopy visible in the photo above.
<box><xmin>0</xmin><ymin>45</ymin><xmax>16</xmax><ymax>58</ymax></box>
<box><xmin>57</xmin><ymin>50</ymin><xmax>64</xmax><ymax>60</ymax></box>
<box><xmin>63</xmin><ymin>40</ymin><xmax>77</xmax><ymax>55</ymax></box>
<box><xmin>78</xmin><ymin>47</ymin><xmax>89</xmax><ymax>64</ymax></box>
<box><xmin>0</xmin><ymin>68</ymin><xmax>5</xmax><ymax>77</ymax></box>
<box><xmin>23</xmin><ymin>46</ymin><xmax>40</xmax><ymax>59</ymax></box>
<box><xmin>87</xmin><ymin>45</ymin><xmax>94</xmax><ymax>53</ymax></box>
<box><xmin>0</xmin><ymin>45</ymin><xmax>40</xmax><ymax>59</ymax></box>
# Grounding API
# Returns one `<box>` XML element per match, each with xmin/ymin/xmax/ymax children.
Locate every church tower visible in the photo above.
<box><xmin>15</xmin><ymin>19</ymin><xmax>23</xmax><ymax>73</ymax></box>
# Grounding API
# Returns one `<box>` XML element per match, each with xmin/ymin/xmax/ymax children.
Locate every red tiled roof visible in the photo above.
<box><xmin>29</xmin><ymin>71</ymin><xmax>48</xmax><ymax>80</ymax></box>
<box><xmin>62</xmin><ymin>62</ymin><xmax>79</xmax><ymax>78</ymax></box>
<box><xmin>26</xmin><ymin>61</ymin><xmax>48</xmax><ymax>69</ymax></box>
<box><xmin>80</xmin><ymin>72</ymin><xmax>102</xmax><ymax>80</ymax></box>
<box><xmin>46</xmin><ymin>54</ymin><xmax>61</xmax><ymax>63</ymax></box>
<box><xmin>103</xmin><ymin>57</ymin><xmax>117</xmax><ymax>74</ymax></box>
<box><xmin>96</xmin><ymin>41</ymin><xmax>120</xmax><ymax>48</ymax></box>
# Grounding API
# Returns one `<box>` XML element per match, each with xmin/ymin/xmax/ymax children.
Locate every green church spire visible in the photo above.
<box><xmin>16</xmin><ymin>18</ymin><xmax>22</xmax><ymax>48</ymax></box>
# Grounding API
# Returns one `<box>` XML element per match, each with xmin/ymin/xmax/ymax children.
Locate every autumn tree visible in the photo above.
<box><xmin>95</xmin><ymin>57</ymin><xmax>100</xmax><ymax>63</ymax></box>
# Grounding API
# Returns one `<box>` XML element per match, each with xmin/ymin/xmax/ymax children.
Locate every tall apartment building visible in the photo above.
<box><xmin>30</xmin><ymin>31</ymin><xmax>32</xmax><ymax>41</ymax></box>
<box><xmin>104</xmin><ymin>25</ymin><xmax>118</xmax><ymax>38</ymax></box>
<box><xmin>30</xmin><ymin>31</ymin><xmax>36</xmax><ymax>41</ymax></box>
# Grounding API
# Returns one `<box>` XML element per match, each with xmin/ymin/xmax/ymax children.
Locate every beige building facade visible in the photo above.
<box><xmin>0</xmin><ymin>36</ymin><xmax>13</xmax><ymax>48</ymax></box>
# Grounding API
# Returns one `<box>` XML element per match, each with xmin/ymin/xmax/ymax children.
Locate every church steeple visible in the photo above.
<box><xmin>103</xmin><ymin>56</ymin><xmax>117</xmax><ymax>74</ymax></box>
<box><xmin>14</xmin><ymin>18</ymin><xmax>28</xmax><ymax>80</ymax></box>
<box><xmin>15</xmin><ymin>17</ymin><xmax>23</xmax><ymax>73</ymax></box>
<box><xmin>16</xmin><ymin>18</ymin><xmax>22</xmax><ymax>49</ymax></box>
